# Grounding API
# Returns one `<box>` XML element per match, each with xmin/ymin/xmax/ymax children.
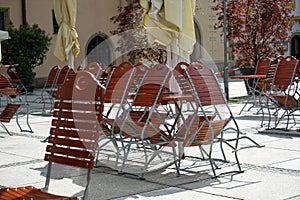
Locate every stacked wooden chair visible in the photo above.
<box><xmin>173</xmin><ymin>62</ymin><xmax>263</xmax><ymax>177</ymax></box>
<box><xmin>40</xmin><ymin>65</ymin><xmax>74</xmax><ymax>113</ymax></box>
<box><xmin>0</xmin><ymin>71</ymin><xmax>106</xmax><ymax>199</ymax></box>
<box><xmin>96</xmin><ymin>61</ymin><xmax>137</xmax><ymax>169</ymax></box>
<box><xmin>238</xmin><ymin>57</ymin><xmax>272</xmax><ymax>114</ymax></box>
<box><xmin>83</xmin><ymin>62</ymin><xmax>106</xmax><ymax>79</ymax></box>
<box><xmin>0</xmin><ymin>73</ymin><xmax>32</xmax><ymax>134</ymax></box>
<box><xmin>112</xmin><ymin>64</ymin><xmax>179</xmax><ymax>177</ymax></box>
<box><xmin>261</xmin><ymin>56</ymin><xmax>299</xmax><ymax>130</ymax></box>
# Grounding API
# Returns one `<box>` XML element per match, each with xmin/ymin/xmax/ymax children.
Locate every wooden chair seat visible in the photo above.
<box><xmin>0</xmin><ymin>103</ymin><xmax>21</xmax><ymax>123</ymax></box>
<box><xmin>0</xmin><ymin>186</ymin><xmax>77</xmax><ymax>200</ymax></box>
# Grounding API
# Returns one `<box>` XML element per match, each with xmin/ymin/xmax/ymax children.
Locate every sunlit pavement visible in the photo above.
<box><xmin>0</xmin><ymin>80</ymin><xmax>300</xmax><ymax>200</ymax></box>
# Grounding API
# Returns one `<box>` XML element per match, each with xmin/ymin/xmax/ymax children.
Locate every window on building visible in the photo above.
<box><xmin>52</xmin><ymin>10</ymin><xmax>59</xmax><ymax>34</ymax></box>
<box><xmin>0</xmin><ymin>8</ymin><xmax>9</xmax><ymax>30</ymax></box>
<box><xmin>86</xmin><ymin>35</ymin><xmax>112</xmax><ymax>66</ymax></box>
<box><xmin>291</xmin><ymin>34</ymin><xmax>300</xmax><ymax>59</ymax></box>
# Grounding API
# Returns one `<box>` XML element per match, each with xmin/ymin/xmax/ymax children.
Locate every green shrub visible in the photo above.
<box><xmin>2</xmin><ymin>23</ymin><xmax>51</xmax><ymax>85</ymax></box>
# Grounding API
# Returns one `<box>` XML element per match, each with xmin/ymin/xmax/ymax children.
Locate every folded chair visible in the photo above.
<box><xmin>6</xmin><ymin>66</ymin><xmax>28</xmax><ymax>94</ymax></box>
<box><xmin>258</xmin><ymin>56</ymin><xmax>283</xmax><ymax>127</ymax></box>
<box><xmin>0</xmin><ymin>74</ymin><xmax>32</xmax><ymax>133</ymax></box>
<box><xmin>102</xmin><ymin>61</ymin><xmax>135</xmax><ymax>118</ymax></box>
<box><xmin>84</xmin><ymin>62</ymin><xmax>106</xmax><ymax>79</ymax></box>
<box><xmin>0</xmin><ymin>71</ymin><xmax>105</xmax><ymax>200</ymax></box>
<box><xmin>237</xmin><ymin>57</ymin><xmax>272</xmax><ymax>114</ymax></box>
<box><xmin>96</xmin><ymin>62</ymin><xmax>137</xmax><ymax>168</ymax></box>
<box><xmin>176</xmin><ymin>62</ymin><xmax>263</xmax><ymax>177</ymax></box>
<box><xmin>116</xmin><ymin>64</ymin><xmax>179</xmax><ymax>177</ymax></box>
<box><xmin>263</xmin><ymin>56</ymin><xmax>299</xmax><ymax>130</ymax></box>
<box><xmin>41</xmin><ymin>65</ymin><xmax>73</xmax><ymax>113</ymax></box>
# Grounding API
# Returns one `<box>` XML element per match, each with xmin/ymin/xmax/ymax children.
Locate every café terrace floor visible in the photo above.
<box><xmin>0</xmin><ymin>80</ymin><xmax>300</xmax><ymax>200</ymax></box>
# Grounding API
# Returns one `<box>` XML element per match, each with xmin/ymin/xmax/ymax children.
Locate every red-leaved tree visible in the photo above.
<box><xmin>212</xmin><ymin>0</ymin><xmax>294</xmax><ymax>67</ymax></box>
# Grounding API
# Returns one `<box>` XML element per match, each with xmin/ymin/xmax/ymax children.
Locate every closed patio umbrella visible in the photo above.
<box><xmin>140</xmin><ymin>0</ymin><xmax>196</xmax><ymax>90</ymax></box>
<box><xmin>0</xmin><ymin>30</ymin><xmax>9</xmax><ymax>63</ymax></box>
<box><xmin>140</xmin><ymin>0</ymin><xmax>196</xmax><ymax>63</ymax></box>
<box><xmin>53</xmin><ymin>0</ymin><xmax>80</xmax><ymax>68</ymax></box>
<box><xmin>140</xmin><ymin>1</ymin><xmax>196</xmax><ymax>157</ymax></box>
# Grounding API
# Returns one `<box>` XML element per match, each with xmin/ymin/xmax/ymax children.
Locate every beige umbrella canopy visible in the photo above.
<box><xmin>54</xmin><ymin>0</ymin><xmax>80</xmax><ymax>68</ymax></box>
<box><xmin>140</xmin><ymin>0</ymin><xmax>196</xmax><ymax>91</ymax></box>
<box><xmin>140</xmin><ymin>0</ymin><xmax>196</xmax><ymax>58</ymax></box>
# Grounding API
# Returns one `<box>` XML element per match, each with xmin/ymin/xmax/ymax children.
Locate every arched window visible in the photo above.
<box><xmin>86</xmin><ymin>34</ymin><xmax>112</xmax><ymax>66</ymax></box>
<box><xmin>291</xmin><ymin>34</ymin><xmax>300</xmax><ymax>59</ymax></box>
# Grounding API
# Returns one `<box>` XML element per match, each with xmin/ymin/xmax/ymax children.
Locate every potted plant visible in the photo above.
<box><xmin>212</xmin><ymin>0</ymin><xmax>293</xmax><ymax>70</ymax></box>
<box><xmin>2</xmin><ymin>23</ymin><xmax>51</xmax><ymax>91</ymax></box>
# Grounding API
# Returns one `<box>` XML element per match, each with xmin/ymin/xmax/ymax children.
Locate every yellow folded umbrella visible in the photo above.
<box><xmin>141</xmin><ymin>0</ymin><xmax>196</xmax><ymax>54</ymax></box>
<box><xmin>54</xmin><ymin>0</ymin><xmax>80</xmax><ymax>65</ymax></box>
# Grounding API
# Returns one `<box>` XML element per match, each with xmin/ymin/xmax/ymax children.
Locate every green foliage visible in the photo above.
<box><xmin>2</xmin><ymin>23</ymin><xmax>51</xmax><ymax>85</ymax></box>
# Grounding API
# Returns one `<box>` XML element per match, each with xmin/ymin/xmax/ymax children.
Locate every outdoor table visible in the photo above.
<box><xmin>161</xmin><ymin>92</ymin><xmax>196</xmax><ymax>158</ymax></box>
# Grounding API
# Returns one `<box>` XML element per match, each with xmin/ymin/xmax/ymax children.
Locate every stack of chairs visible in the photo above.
<box><xmin>0</xmin><ymin>73</ymin><xmax>32</xmax><ymax>134</ymax></box>
<box><xmin>260</xmin><ymin>56</ymin><xmax>299</xmax><ymax>130</ymax></box>
<box><xmin>0</xmin><ymin>71</ymin><xmax>106</xmax><ymax>199</ymax></box>
<box><xmin>39</xmin><ymin>65</ymin><xmax>75</xmax><ymax>114</ymax></box>
<box><xmin>238</xmin><ymin>57</ymin><xmax>272</xmax><ymax>114</ymax></box>
<box><xmin>172</xmin><ymin>62</ymin><xmax>263</xmax><ymax>178</ymax></box>
<box><xmin>100</xmin><ymin>63</ymin><xmax>180</xmax><ymax>178</ymax></box>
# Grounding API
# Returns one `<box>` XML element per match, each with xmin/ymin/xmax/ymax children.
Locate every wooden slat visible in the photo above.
<box><xmin>47</xmin><ymin>136</ymin><xmax>98</xmax><ymax>150</ymax></box>
<box><xmin>53</xmin><ymin>110</ymin><xmax>102</xmax><ymax>121</ymax></box>
<box><xmin>54</xmin><ymin>101</ymin><xmax>103</xmax><ymax>112</ymax></box>
<box><xmin>49</xmin><ymin>127</ymin><xmax>101</xmax><ymax>140</ymax></box>
<box><xmin>46</xmin><ymin>145</ymin><xmax>95</xmax><ymax>160</ymax></box>
<box><xmin>51</xmin><ymin>119</ymin><xmax>102</xmax><ymax>130</ymax></box>
<box><xmin>44</xmin><ymin>153</ymin><xmax>94</xmax><ymax>169</ymax></box>
<box><xmin>0</xmin><ymin>103</ymin><xmax>21</xmax><ymax>122</ymax></box>
<box><xmin>0</xmin><ymin>186</ymin><xmax>77</xmax><ymax>199</ymax></box>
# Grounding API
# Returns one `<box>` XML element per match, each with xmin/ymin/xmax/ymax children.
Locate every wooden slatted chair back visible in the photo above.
<box><xmin>0</xmin><ymin>71</ymin><xmax>105</xmax><ymax>200</ymax></box>
<box><xmin>44</xmin><ymin>71</ymin><xmax>105</xmax><ymax>195</ymax></box>
<box><xmin>84</xmin><ymin>62</ymin><xmax>106</xmax><ymax>79</ymax></box>
<box><xmin>104</xmin><ymin>61</ymin><xmax>135</xmax><ymax>104</ymax></box>
<box><xmin>46</xmin><ymin>71</ymin><xmax>105</xmax><ymax>169</ymax></box>
<box><xmin>186</xmin><ymin>62</ymin><xmax>226</xmax><ymax>106</ymax></box>
<box><xmin>0</xmin><ymin>74</ymin><xmax>18</xmax><ymax>98</ymax></box>
<box><xmin>265</xmin><ymin>55</ymin><xmax>283</xmax><ymax>80</ymax></box>
<box><xmin>133</xmin><ymin>64</ymin><xmax>171</xmax><ymax>107</ymax></box>
<box><xmin>174</xmin><ymin>62</ymin><xmax>194</xmax><ymax>96</ymax></box>
<box><xmin>272</xmin><ymin>56</ymin><xmax>299</xmax><ymax>90</ymax></box>
<box><xmin>98</xmin><ymin>65</ymin><xmax>115</xmax><ymax>87</ymax></box>
<box><xmin>6</xmin><ymin>67</ymin><xmax>21</xmax><ymax>84</ymax></box>
<box><xmin>0</xmin><ymin>73</ymin><xmax>14</xmax><ymax>89</ymax></box>
<box><xmin>45</xmin><ymin>65</ymin><xmax>60</xmax><ymax>86</ymax></box>
<box><xmin>130</xmin><ymin>62</ymin><xmax>149</xmax><ymax>94</ymax></box>
<box><xmin>55</xmin><ymin>65</ymin><xmax>72</xmax><ymax>86</ymax></box>
<box><xmin>255</xmin><ymin>57</ymin><xmax>272</xmax><ymax>76</ymax></box>
<box><xmin>48</xmin><ymin>65</ymin><xmax>73</xmax><ymax>98</ymax></box>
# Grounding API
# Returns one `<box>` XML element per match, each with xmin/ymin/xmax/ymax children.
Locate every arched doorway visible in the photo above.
<box><xmin>86</xmin><ymin>33</ymin><xmax>112</xmax><ymax>66</ymax></box>
<box><xmin>291</xmin><ymin>34</ymin><xmax>300</xmax><ymax>59</ymax></box>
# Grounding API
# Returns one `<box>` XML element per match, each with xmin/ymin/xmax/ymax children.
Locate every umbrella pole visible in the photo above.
<box><xmin>68</xmin><ymin>52</ymin><xmax>75</xmax><ymax>69</ymax></box>
<box><xmin>223</xmin><ymin>0</ymin><xmax>229</xmax><ymax>100</ymax></box>
<box><xmin>0</xmin><ymin>42</ymin><xmax>2</xmax><ymax>63</ymax></box>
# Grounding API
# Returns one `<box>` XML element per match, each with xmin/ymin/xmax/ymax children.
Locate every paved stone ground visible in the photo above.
<box><xmin>0</xmin><ymin>81</ymin><xmax>300</xmax><ymax>200</ymax></box>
